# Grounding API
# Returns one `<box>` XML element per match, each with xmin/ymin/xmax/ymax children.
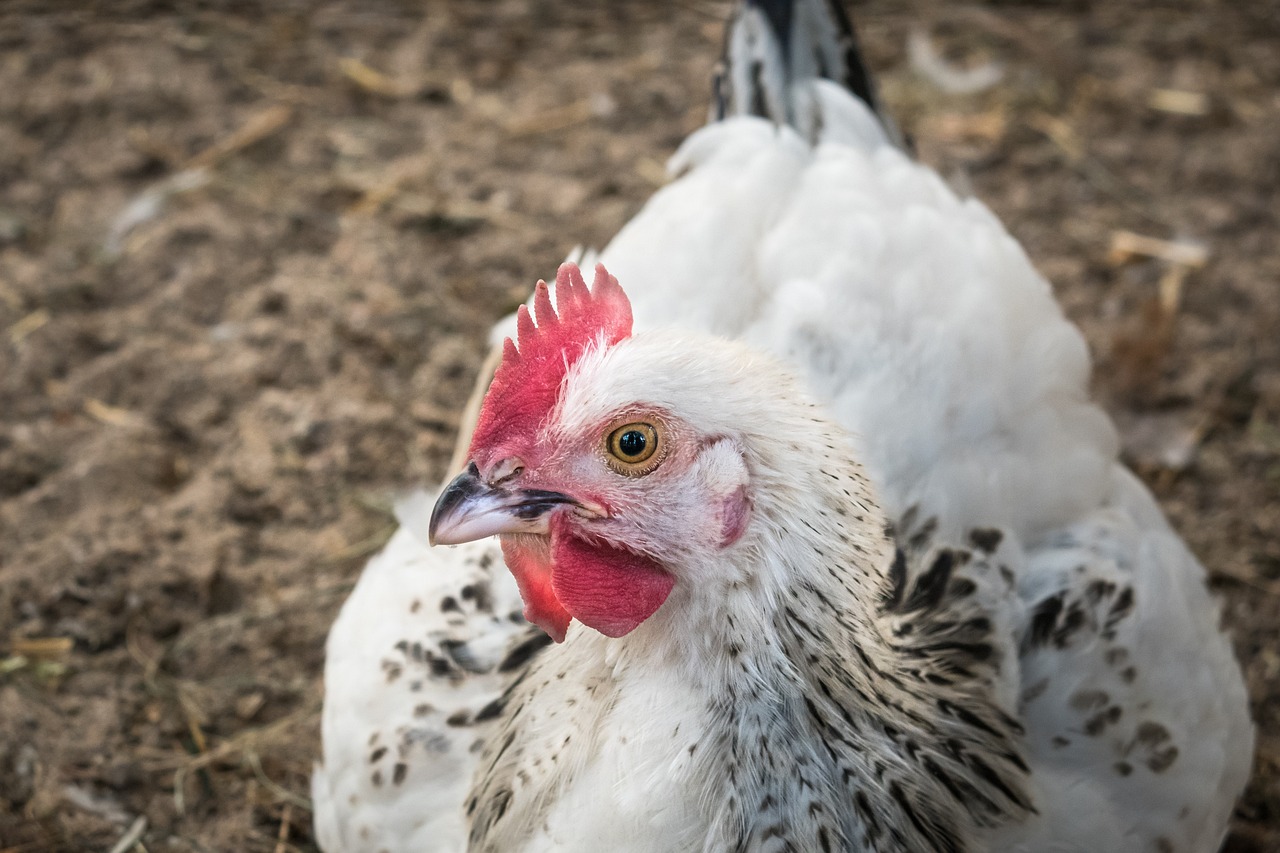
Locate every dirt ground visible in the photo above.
<box><xmin>0</xmin><ymin>1</ymin><xmax>1277</xmax><ymax>850</ymax></box>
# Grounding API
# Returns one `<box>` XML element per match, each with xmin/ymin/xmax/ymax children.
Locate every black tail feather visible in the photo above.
<box><xmin>712</xmin><ymin>0</ymin><xmax>903</xmax><ymax>147</ymax></box>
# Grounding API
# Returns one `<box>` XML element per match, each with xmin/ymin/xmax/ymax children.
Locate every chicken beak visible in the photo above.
<box><xmin>428</xmin><ymin>463</ymin><xmax>578</xmax><ymax>546</ymax></box>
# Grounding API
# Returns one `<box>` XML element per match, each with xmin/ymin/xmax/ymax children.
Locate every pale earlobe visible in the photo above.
<box><xmin>697</xmin><ymin>438</ymin><xmax>751</xmax><ymax>548</ymax></box>
<box><xmin>718</xmin><ymin>484</ymin><xmax>751</xmax><ymax>548</ymax></box>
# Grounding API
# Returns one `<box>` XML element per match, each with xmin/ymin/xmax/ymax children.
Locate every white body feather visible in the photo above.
<box><xmin>314</xmin><ymin>496</ymin><xmax>529</xmax><ymax>853</ymax></box>
<box><xmin>315</xmin><ymin>75</ymin><xmax>1252</xmax><ymax>853</ymax></box>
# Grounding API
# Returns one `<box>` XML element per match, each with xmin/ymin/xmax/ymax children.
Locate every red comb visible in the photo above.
<box><xmin>468</xmin><ymin>263</ymin><xmax>633</xmax><ymax>466</ymax></box>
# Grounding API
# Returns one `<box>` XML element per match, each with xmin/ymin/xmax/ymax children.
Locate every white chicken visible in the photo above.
<box><xmin>313</xmin><ymin>2</ymin><xmax>1253</xmax><ymax>852</ymax></box>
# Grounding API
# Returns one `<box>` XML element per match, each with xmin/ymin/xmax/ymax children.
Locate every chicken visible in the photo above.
<box><xmin>313</xmin><ymin>2</ymin><xmax>1253</xmax><ymax>851</ymax></box>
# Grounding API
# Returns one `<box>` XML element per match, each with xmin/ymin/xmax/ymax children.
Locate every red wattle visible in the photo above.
<box><xmin>550</xmin><ymin>519</ymin><xmax>675</xmax><ymax>638</ymax></box>
<box><xmin>500</xmin><ymin>536</ymin><xmax>572</xmax><ymax>643</ymax></box>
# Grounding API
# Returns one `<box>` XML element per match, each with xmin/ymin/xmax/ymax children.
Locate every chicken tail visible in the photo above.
<box><xmin>712</xmin><ymin>0</ymin><xmax>904</xmax><ymax>147</ymax></box>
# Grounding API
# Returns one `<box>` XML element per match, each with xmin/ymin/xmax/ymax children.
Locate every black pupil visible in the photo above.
<box><xmin>617</xmin><ymin>430</ymin><xmax>647</xmax><ymax>458</ymax></box>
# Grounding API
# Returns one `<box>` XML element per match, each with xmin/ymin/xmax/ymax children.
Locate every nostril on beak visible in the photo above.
<box><xmin>488</xmin><ymin>457</ymin><xmax>525</xmax><ymax>486</ymax></box>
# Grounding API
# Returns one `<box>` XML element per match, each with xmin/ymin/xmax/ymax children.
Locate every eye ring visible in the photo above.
<box><xmin>605</xmin><ymin>421</ymin><xmax>664</xmax><ymax>476</ymax></box>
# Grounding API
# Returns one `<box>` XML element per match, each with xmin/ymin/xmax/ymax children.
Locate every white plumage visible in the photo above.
<box><xmin>314</xmin><ymin>4</ymin><xmax>1252</xmax><ymax>851</ymax></box>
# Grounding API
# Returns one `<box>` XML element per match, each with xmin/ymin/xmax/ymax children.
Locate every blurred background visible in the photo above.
<box><xmin>0</xmin><ymin>1</ymin><xmax>1277</xmax><ymax>850</ymax></box>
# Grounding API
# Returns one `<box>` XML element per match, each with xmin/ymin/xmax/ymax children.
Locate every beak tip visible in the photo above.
<box><xmin>428</xmin><ymin>464</ymin><xmax>478</xmax><ymax>547</ymax></box>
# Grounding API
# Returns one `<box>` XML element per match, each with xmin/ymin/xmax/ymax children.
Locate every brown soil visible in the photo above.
<box><xmin>1</xmin><ymin>1</ymin><xmax>1277</xmax><ymax>851</ymax></box>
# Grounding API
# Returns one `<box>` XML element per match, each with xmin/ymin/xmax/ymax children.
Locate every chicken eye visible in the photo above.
<box><xmin>605</xmin><ymin>422</ymin><xmax>662</xmax><ymax>476</ymax></box>
<box><xmin>616</xmin><ymin>428</ymin><xmax>649</xmax><ymax>458</ymax></box>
